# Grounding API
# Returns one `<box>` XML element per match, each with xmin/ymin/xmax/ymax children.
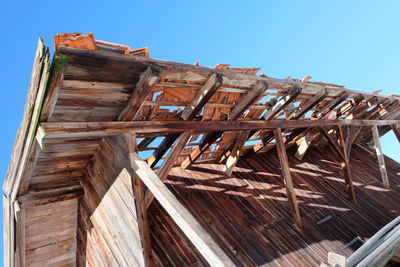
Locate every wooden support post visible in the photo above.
<box><xmin>123</xmin><ymin>133</ymin><xmax>154</xmax><ymax>266</ymax></box>
<box><xmin>223</xmin><ymin>130</ymin><xmax>250</xmax><ymax>176</ymax></box>
<box><xmin>129</xmin><ymin>152</ymin><xmax>235</xmax><ymax>267</ymax></box>
<box><xmin>338</xmin><ymin>126</ymin><xmax>357</xmax><ymax>203</ymax></box>
<box><xmin>320</xmin><ymin>127</ymin><xmax>356</xmax><ymax>203</ymax></box>
<box><xmin>145</xmin><ymin>132</ymin><xmax>191</xmax><ymax>208</ymax></box>
<box><xmin>371</xmin><ymin>125</ymin><xmax>390</xmax><ymax>188</ymax></box>
<box><xmin>274</xmin><ymin>128</ymin><xmax>302</xmax><ymax>229</ymax></box>
<box><xmin>119</xmin><ymin>66</ymin><xmax>160</xmax><ymax>121</ymax></box>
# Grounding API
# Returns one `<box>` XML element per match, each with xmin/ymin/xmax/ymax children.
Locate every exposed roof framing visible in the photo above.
<box><xmin>4</xmin><ymin>33</ymin><xmax>400</xmax><ymax>267</ymax></box>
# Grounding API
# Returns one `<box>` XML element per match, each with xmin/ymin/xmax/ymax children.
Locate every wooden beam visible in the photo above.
<box><xmin>289</xmin><ymin>88</ymin><xmax>327</xmax><ymax>119</ymax></box>
<box><xmin>123</xmin><ymin>133</ymin><xmax>154</xmax><ymax>266</ymax></box>
<box><xmin>181</xmin><ymin>81</ymin><xmax>267</xmax><ymax>169</ymax></box>
<box><xmin>145</xmin><ymin>132</ymin><xmax>191</xmax><ymax>208</ymax></box>
<box><xmin>391</xmin><ymin>124</ymin><xmax>400</xmax><ymax>143</ymax></box>
<box><xmin>263</xmin><ymin>86</ymin><xmax>301</xmax><ymax>120</ymax></box>
<box><xmin>320</xmin><ymin>127</ymin><xmax>356</xmax><ymax>202</ymax></box>
<box><xmin>274</xmin><ymin>128</ymin><xmax>302</xmax><ymax>229</ymax></box>
<box><xmin>312</xmin><ymin>91</ymin><xmax>348</xmax><ymax>119</ymax></box>
<box><xmin>228</xmin><ymin>80</ymin><xmax>268</xmax><ymax>120</ymax></box>
<box><xmin>254</xmin><ymin>87</ymin><xmax>326</xmax><ymax>152</ymax></box>
<box><xmin>129</xmin><ymin>152</ymin><xmax>235</xmax><ymax>266</ymax></box>
<box><xmin>331</xmin><ymin>94</ymin><xmax>365</xmax><ymax>119</ymax></box>
<box><xmin>138</xmin><ymin>137</ymin><xmax>156</xmax><ymax>149</ymax></box>
<box><xmin>338</xmin><ymin>126</ymin><xmax>357</xmax><ymax>203</ymax></box>
<box><xmin>37</xmin><ymin>119</ymin><xmax>400</xmax><ymax>140</ymax></box>
<box><xmin>156</xmin><ymin>132</ymin><xmax>191</xmax><ymax>180</ymax></box>
<box><xmin>320</xmin><ymin>127</ymin><xmax>346</xmax><ymax>162</ymax></box>
<box><xmin>59</xmin><ymin>46</ymin><xmax>394</xmax><ymax>101</ymax></box>
<box><xmin>181</xmin><ymin>73</ymin><xmax>223</xmax><ymax>120</ymax></box>
<box><xmin>181</xmin><ymin>132</ymin><xmax>221</xmax><ymax>169</ymax></box>
<box><xmin>7</xmin><ymin>44</ymin><xmax>51</xmax><ymax>199</ymax></box>
<box><xmin>148</xmin><ymin>73</ymin><xmax>223</xmax><ymax>168</ymax></box>
<box><xmin>223</xmin><ymin>130</ymin><xmax>250</xmax><ymax>176</ymax></box>
<box><xmin>147</xmin><ymin>134</ymin><xmax>179</xmax><ymax>168</ymax></box>
<box><xmin>371</xmin><ymin>125</ymin><xmax>390</xmax><ymax>188</ymax></box>
<box><xmin>118</xmin><ymin>66</ymin><xmax>160</xmax><ymax>121</ymax></box>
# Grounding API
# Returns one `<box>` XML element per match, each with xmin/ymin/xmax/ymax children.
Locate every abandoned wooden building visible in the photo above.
<box><xmin>3</xmin><ymin>32</ymin><xmax>400</xmax><ymax>266</ymax></box>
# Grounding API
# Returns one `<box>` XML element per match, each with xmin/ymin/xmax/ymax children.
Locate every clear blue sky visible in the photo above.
<box><xmin>1</xmin><ymin>1</ymin><xmax>399</xmax><ymax>264</ymax></box>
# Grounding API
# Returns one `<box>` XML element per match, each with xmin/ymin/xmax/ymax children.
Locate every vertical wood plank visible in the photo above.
<box><xmin>274</xmin><ymin>128</ymin><xmax>303</xmax><ymax>229</ymax></box>
<box><xmin>123</xmin><ymin>133</ymin><xmax>154</xmax><ymax>266</ymax></box>
<box><xmin>371</xmin><ymin>125</ymin><xmax>389</xmax><ymax>188</ymax></box>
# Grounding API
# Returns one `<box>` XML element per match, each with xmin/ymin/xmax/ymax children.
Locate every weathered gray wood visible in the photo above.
<box><xmin>123</xmin><ymin>133</ymin><xmax>154</xmax><ymax>266</ymax></box>
<box><xmin>119</xmin><ymin>66</ymin><xmax>160</xmax><ymax>121</ymax></box>
<box><xmin>274</xmin><ymin>128</ymin><xmax>302</xmax><ymax>229</ymax></box>
<box><xmin>371</xmin><ymin>125</ymin><xmax>389</xmax><ymax>188</ymax></box>
<box><xmin>4</xmin><ymin>39</ymin><xmax>50</xmax><ymax>199</ymax></box>
<box><xmin>14</xmin><ymin>201</ymin><xmax>25</xmax><ymax>267</ymax></box>
<box><xmin>3</xmin><ymin>195</ymin><xmax>11</xmax><ymax>267</ymax></box>
<box><xmin>37</xmin><ymin>119</ymin><xmax>400</xmax><ymax>140</ymax></box>
<box><xmin>59</xmin><ymin>46</ymin><xmax>393</xmax><ymax>101</ymax></box>
<box><xmin>129</xmin><ymin>152</ymin><xmax>234</xmax><ymax>267</ymax></box>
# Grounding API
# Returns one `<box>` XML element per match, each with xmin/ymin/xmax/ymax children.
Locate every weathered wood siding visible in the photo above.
<box><xmin>78</xmin><ymin>136</ymin><xmax>145</xmax><ymax>266</ymax></box>
<box><xmin>24</xmin><ymin>198</ymin><xmax>78</xmax><ymax>266</ymax></box>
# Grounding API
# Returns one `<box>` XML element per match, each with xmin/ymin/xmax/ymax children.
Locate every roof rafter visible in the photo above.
<box><xmin>147</xmin><ymin>73</ymin><xmax>223</xmax><ymax>168</ymax></box>
<box><xmin>181</xmin><ymin>80</ymin><xmax>268</xmax><ymax>169</ymax></box>
<box><xmin>118</xmin><ymin>66</ymin><xmax>160</xmax><ymax>121</ymax></box>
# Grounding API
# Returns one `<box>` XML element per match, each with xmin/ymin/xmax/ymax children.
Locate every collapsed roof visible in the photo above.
<box><xmin>3</xmin><ymin>32</ymin><xmax>400</xmax><ymax>267</ymax></box>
